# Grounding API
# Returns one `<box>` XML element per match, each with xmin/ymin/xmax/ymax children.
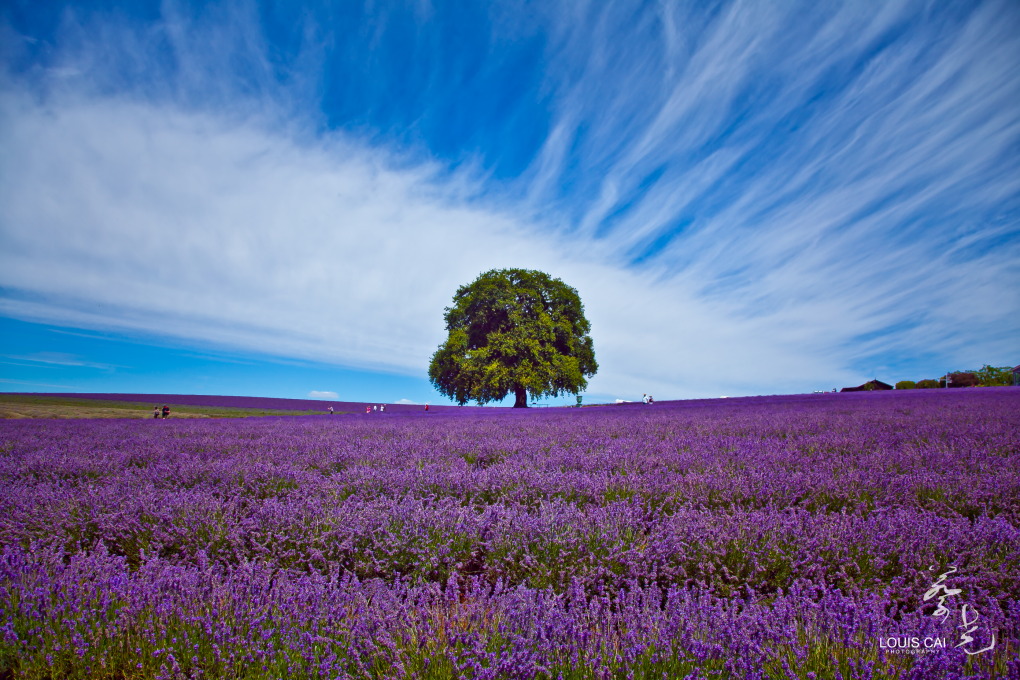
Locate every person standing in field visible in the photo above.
<box><xmin>328</xmin><ymin>406</ymin><xmax>334</xmax><ymax>415</ymax></box>
<box><xmin>161</xmin><ymin>405</ymin><xmax>170</xmax><ymax>419</ymax></box>
<box><xmin>425</xmin><ymin>403</ymin><xmax>429</xmax><ymax>412</ymax></box>
<box><xmin>380</xmin><ymin>404</ymin><xmax>385</xmax><ymax>413</ymax></box>
<box><xmin>153</xmin><ymin>406</ymin><xmax>160</xmax><ymax>419</ymax></box>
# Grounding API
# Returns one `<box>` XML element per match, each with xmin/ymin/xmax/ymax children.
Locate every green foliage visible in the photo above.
<box><xmin>941</xmin><ymin>372</ymin><xmax>979</xmax><ymax>388</ymax></box>
<box><xmin>903</xmin><ymin>365</ymin><xmax>1013</xmax><ymax>390</ymax></box>
<box><xmin>429</xmin><ymin>269</ymin><xmax>597</xmax><ymax>407</ymax></box>
<box><xmin>974</xmin><ymin>364</ymin><xmax>1013</xmax><ymax>387</ymax></box>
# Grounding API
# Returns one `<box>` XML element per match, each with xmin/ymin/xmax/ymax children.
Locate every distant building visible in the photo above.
<box><xmin>840</xmin><ymin>379</ymin><xmax>893</xmax><ymax>392</ymax></box>
<box><xmin>1013</xmin><ymin>365</ymin><xmax>1020</xmax><ymax>387</ymax></box>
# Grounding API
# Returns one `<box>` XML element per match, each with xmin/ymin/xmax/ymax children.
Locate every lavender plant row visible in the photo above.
<box><xmin>1</xmin><ymin>389</ymin><xmax>1018</xmax><ymax>679</ymax></box>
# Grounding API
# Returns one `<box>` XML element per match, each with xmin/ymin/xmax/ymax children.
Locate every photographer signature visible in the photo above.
<box><xmin>924</xmin><ymin>566</ymin><xmax>996</xmax><ymax>656</ymax></box>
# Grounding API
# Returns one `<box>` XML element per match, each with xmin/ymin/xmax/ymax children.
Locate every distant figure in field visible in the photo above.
<box><xmin>380</xmin><ymin>404</ymin><xmax>385</xmax><ymax>413</ymax></box>
<box><xmin>642</xmin><ymin>394</ymin><xmax>649</xmax><ymax>404</ymax></box>
<box><xmin>153</xmin><ymin>406</ymin><xmax>160</xmax><ymax>419</ymax></box>
<box><xmin>648</xmin><ymin>395</ymin><xmax>654</xmax><ymax>404</ymax></box>
<box><xmin>373</xmin><ymin>405</ymin><xmax>377</xmax><ymax>412</ymax></box>
<box><xmin>425</xmin><ymin>403</ymin><xmax>430</xmax><ymax>412</ymax></box>
<box><xmin>328</xmin><ymin>406</ymin><xmax>334</xmax><ymax>415</ymax></box>
<box><xmin>365</xmin><ymin>405</ymin><xmax>371</xmax><ymax>414</ymax></box>
<box><xmin>161</xmin><ymin>405</ymin><xmax>170</xmax><ymax>419</ymax></box>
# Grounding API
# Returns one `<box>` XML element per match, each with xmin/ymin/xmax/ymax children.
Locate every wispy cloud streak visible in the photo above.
<box><xmin>0</xmin><ymin>353</ymin><xmax>116</xmax><ymax>370</ymax></box>
<box><xmin>522</xmin><ymin>0</ymin><xmax>1019</xmax><ymax>374</ymax></box>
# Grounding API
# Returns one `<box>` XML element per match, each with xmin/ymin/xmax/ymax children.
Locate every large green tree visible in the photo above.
<box><xmin>429</xmin><ymin>268</ymin><xmax>598</xmax><ymax>407</ymax></box>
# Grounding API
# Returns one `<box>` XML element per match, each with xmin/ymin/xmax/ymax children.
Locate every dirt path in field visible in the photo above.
<box><xmin>0</xmin><ymin>401</ymin><xmax>211</xmax><ymax>419</ymax></box>
<box><xmin>0</xmin><ymin>395</ymin><xmax>328</xmax><ymax>419</ymax></box>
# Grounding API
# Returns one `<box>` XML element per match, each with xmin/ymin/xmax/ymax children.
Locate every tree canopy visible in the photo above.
<box><xmin>974</xmin><ymin>364</ymin><xmax>1013</xmax><ymax>387</ymax></box>
<box><xmin>428</xmin><ymin>269</ymin><xmax>597</xmax><ymax>407</ymax></box>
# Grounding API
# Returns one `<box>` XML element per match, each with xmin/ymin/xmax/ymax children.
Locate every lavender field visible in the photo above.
<box><xmin>1</xmin><ymin>390</ymin><xmax>1018</xmax><ymax>679</ymax></box>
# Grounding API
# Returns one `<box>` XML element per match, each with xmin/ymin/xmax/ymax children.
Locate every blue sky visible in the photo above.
<box><xmin>1</xmin><ymin>0</ymin><xmax>1018</xmax><ymax>404</ymax></box>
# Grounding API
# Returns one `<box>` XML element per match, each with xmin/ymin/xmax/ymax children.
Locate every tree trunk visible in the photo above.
<box><xmin>513</xmin><ymin>387</ymin><xmax>528</xmax><ymax>408</ymax></box>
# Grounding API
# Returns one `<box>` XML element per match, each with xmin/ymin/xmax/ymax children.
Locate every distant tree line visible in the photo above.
<box><xmin>894</xmin><ymin>365</ymin><xmax>1013</xmax><ymax>390</ymax></box>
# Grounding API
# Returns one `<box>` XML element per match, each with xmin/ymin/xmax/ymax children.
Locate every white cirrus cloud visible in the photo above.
<box><xmin>0</xmin><ymin>352</ymin><xmax>117</xmax><ymax>370</ymax></box>
<box><xmin>1</xmin><ymin>0</ymin><xmax>1017</xmax><ymax>400</ymax></box>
